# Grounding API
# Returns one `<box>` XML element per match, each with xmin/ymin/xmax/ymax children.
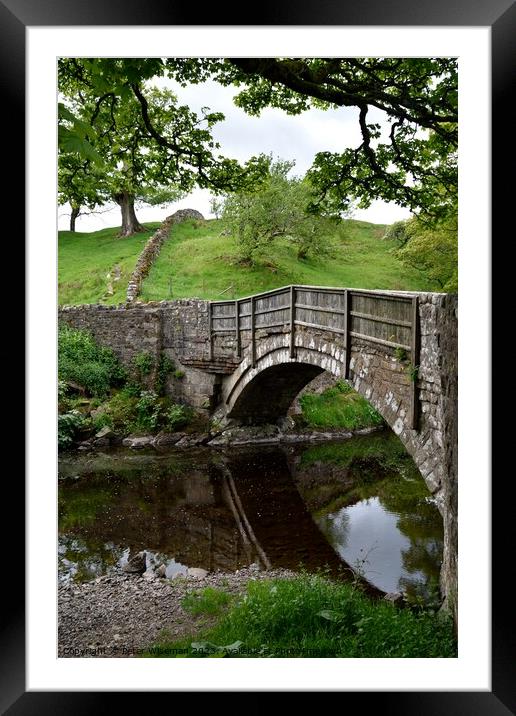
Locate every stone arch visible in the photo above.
<box><xmin>222</xmin><ymin>330</ymin><xmax>444</xmax><ymax>500</ymax></box>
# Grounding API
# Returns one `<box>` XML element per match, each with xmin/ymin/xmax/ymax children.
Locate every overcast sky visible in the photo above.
<box><xmin>58</xmin><ymin>77</ymin><xmax>411</xmax><ymax>232</ymax></box>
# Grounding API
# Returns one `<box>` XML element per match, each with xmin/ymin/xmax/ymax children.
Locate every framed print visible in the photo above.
<box><xmin>7</xmin><ymin>0</ymin><xmax>511</xmax><ymax>710</ymax></box>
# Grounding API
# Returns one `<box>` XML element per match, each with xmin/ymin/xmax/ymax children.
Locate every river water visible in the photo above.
<box><xmin>58</xmin><ymin>430</ymin><xmax>443</xmax><ymax>602</ymax></box>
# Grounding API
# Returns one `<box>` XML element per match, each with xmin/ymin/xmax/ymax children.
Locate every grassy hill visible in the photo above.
<box><xmin>58</xmin><ymin>223</ymin><xmax>160</xmax><ymax>305</ymax></box>
<box><xmin>58</xmin><ymin>218</ymin><xmax>435</xmax><ymax>305</ymax></box>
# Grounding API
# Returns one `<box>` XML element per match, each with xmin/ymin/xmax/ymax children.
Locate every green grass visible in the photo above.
<box><xmin>58</xmin><ymin>223</ymin><xmax>160</xmax><ymax>305</ymax></box>
<box><xmin>300</xmin><ymin>380</ymin><xmax>385</xmax><ymax>430</ymax></box>
<box><xmin>181</xmin><ymin>587</ymin><xmax>233</xmax><ymax>617</ymax></box>
<box><xmin>139</xmin><ymin>217</ymin><xmax>436</xmax><ymax>301</ymax></box>
<box><xmin>58</xmin><ymin>217</ymin><xmax>438</xmax><ymax>305</ymax></box>
<box><xmin>144</xmin><ymin>574</ymin><xmax>456</xmax><ymax>658</ymax></box>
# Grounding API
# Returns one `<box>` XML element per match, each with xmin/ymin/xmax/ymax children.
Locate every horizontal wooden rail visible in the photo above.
<box><xmin>349</xmin><ymin>310</ymin><xmax>413</xmax><ymax>328</ymax></box>
<box><xmin>349</xmin><ymin>331</ymin><xmax>411</xmax><ymax>351</ymax></box>
<box><xmin>295</xmin><ymin>302</ymin><xmax>347</xmax><ymax>316</ymax></box>
<box><xmin>295</xmin><ymin>319</ymin><xmax>347</xmax><ymax>335</ymax></box>
<box><xmin>208</xmin><ymin>284</ymin><xmax>421</xmax><ymax>429</ymax></box>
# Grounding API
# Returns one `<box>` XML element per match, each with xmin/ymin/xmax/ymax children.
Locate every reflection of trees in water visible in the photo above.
<box><xmin>58</xmin><ymin>535</ymin><xmax>125</xmax><ymax>583</ymax></box>
<box><xmin>58</xmin><ymin>457</ymin><xmax>254</xmax><ymax>580</ymax></box>
<box><xmin>393</xmin><ymin>502</ymin><xmax>443</xmax><ymax>600</ymax></box>
<box><xmin>58</xmin><ymin>437</ymin><xmax>443</xmax><ymax>597</ymax></box>
<box><xmin>294</xmin><ymin>435</ymin><xmax>444</xmax><ymax>601</ymax></box>
<box><xmin>316</xmin><ymin>511</ymin><xmax>351</xmax><ymax>554</ymax></box>
<box><xmin>376</xmin><ymin>485</ymin><xmax>443</xmax><ymax>600</ymax></box>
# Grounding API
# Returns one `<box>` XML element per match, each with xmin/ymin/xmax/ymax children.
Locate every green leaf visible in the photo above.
<box><xmin>58</xmin><ymin>127</ymin><xmax>104</xmax><ymax>165</ymax></box>
<box><xmin>58</xmin><ymin>103</ymin><xmax>77</xmax><ymax>122</ymax></box>
<box><xmin>317</xmin><ymin>609</ymin><xmax>343</xmax><ymax>622</ymax></box>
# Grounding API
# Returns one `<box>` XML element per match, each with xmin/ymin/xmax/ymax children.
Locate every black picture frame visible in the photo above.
<box><xmin>8</xmin><ymin>0</ymin><xmax>511</xmax><ymax>711</ymax></box>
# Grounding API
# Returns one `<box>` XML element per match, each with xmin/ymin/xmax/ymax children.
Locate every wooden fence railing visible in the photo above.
<box><xmin>209</xmin><ymin>285</ymin><xmax>420</xmax><ymax>428</ymax></box>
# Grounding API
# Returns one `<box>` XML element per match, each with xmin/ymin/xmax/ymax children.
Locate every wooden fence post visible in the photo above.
<box><xmin>250</xmin><ymin>296</ymin><xmax>256</xmax><ymax>368</ymax></box>
<box><xmin>208</xmin><ymin>302</ymin><xmax>213</xmax><ymax>361</ymax></box>
<box><xmin>410</xmin><ymin>295</ymin><xmax>420</xmax><ymax>430</ymax></box>
<box><xmin>344</xmin><ymin>289</ymin><xmax>351</xmax><ymax>379</ymax></box>
<box><xmin>235</xmin><ymin>299</ymin><xmax>241</xmax><ymax>358</ymax></box>
<box><xmin>289</xmin><ymin>285</ymin><xmax>296</xmax><ymax>358</ymax></box>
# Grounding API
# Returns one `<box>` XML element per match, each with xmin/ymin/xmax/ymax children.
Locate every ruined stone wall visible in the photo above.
<box><xmin>126</xmin><ymin>209</ymin><xmax>204</xmax><ymax>303</ymax></box>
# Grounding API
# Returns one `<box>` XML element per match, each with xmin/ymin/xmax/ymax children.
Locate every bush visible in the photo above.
<box><xmin>132</xmin><ymin>352</ymin><xmax>155</xmax><ymax>377</ymax></box>
<box><xmin>92</xmin><ymin>387</ymin><xmax>190</xmax><ymax>434</ymax></box>
<box><xmin>135</xmin><ymin>390</ymin><xmax>162</xmax><ymax>431</ymax></box>
<box><xmin>165</xmin><ymin>404</ymin><xmax>189</xmax><ymax>431</ymax></box>
<box><xmin>220</xmin><ymin>157</ymin><xmax>340</xmax><ymax>264</ymax></box>
<box><xmin>58</xmin><ymin>410</ymin><xmax>85</xmax><ymax>449</ymax></box>
<box><xmin>58</xmin><ymin>326</ymin><xmax>126</xmax><ymax>397</ymax></box>
<box><xmin>92</xmin><ymin>388</ymin><xmax>138</xmax><ymax>433</ymax></box>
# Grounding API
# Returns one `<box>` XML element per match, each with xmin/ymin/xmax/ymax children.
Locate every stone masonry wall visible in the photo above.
<box><xmin>58</xmin><ymin>300</ymin><xmax>216</xmax><ymax>409</ymax></box>
<box><xmin>59</xmin><ymin>304</ymin><xmax>162</xmax><ymax>389</ymax></box>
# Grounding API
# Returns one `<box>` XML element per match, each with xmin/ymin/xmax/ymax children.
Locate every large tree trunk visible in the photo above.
<box><xmin>114</xmin><ymin>192</ymin><xmax>145</xmax><ymax>237</ymax></box>
<box><xmin>70</xmin><ymin>205</ymin><xmax>81</xmax><ymax>232</ymax></box>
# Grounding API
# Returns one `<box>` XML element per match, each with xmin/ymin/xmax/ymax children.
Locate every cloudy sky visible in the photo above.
<box><xmin>58</xmin><ymin>77</ymin><xmax>411</xmax><ymax>232</ymax></box>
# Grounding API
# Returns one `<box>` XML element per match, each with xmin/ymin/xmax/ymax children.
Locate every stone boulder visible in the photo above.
<box><xmin>122</xmin><ymin>435</ymin><xmax>154</xmax><ymax>449</ymax></box>
<box><xmin>167</xmin><ymin>208</ymin><xmax>204</xmax><ymax>224</ymax></box>
<box><xmin>122</xmin><ymin>551</ymin><xmax>147</xmax><ymax>574</ymax></box>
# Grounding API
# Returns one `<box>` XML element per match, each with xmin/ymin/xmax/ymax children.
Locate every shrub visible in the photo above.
<box><xmin>91</xmin><ymin>388</ymin><xmax>138</xmax><ymax>433</ymax></box>
<box><xmin>58</xmin><ymin>410</ymin><xmax>85</xmax><ymax>449</ymax></box>
<box><xmin>135</xmin><ymin>390</ymin><xmax>162</xmax><ymax>431</ymax></box>
<box><xmin>155</xmin><ymin>354</ymin><xmax>175</xmax><ymax>395</ymax></box>
<box><xmin>165</xmin><ymin>404</ymin><xmax>189</xmax><ymax>431</ymax></box>
<box><xmin>132</xmin><ymin>352</ymin><xmax>155</xmax><ymax>377</ymax></box>
<box><xmin>87</xmin><ymin>387</ymin><xmax>191</xmax><ymax>435</ymax></box>
<box><xmin>58</xmin><ymin>326</ymin><xmax>126</xmax><ymax>397</ymax></box>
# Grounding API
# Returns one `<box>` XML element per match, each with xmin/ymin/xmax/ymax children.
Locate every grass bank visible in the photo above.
<box><xmin>140</xmin><ymin>218</ymin><xmax>434</xmax><ymax>301</ymax></box>
<box><xmin>299</xmin><ymin>379</ymin><xmax>384</xmax><ymax>430</ymax></box>
<box><xmin>56</xmin><ymin>216</ymin><xmax>436</xmax><ymax>307</ymax></box>
<box><xmin>58</xmin><ymin>223</ymin><xmax>160</xmax><ymax>305</ymax></box>
<box><xmin>145</xmin><ymin>574</ymin><xmax>456</xmax><ymax>658</ymax></box>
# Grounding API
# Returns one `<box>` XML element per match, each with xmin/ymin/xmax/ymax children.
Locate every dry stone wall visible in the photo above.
<box><xmin>126</xmin><ymin>209</ymin><xmax>204</xmax><ymax>303</ymax></box>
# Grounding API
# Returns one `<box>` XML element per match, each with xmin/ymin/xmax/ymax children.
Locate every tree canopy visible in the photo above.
<box><xmin>58</xmin><ymin>57</ymin><xmax>457</xmax><ymax>234</ymax></box>
<box><xmin>166</xmin><ymin>58</ymin><xmax>457</xmax><ymax>221</ymax></box>
<box><xmin>58</xmin><ymin>59</ymin><xmax>269</xmax><ymax>234</ymax></box>
<box><xmin>384</xmin><ymin>213</ymin><xmax>458</xmax><ymax>291</ymax></box>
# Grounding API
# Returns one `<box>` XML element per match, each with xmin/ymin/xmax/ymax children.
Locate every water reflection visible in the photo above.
<box><xmin>318</xmin><ymin>497</ymin><xmax>421</xmax><ymax>593</ymax></box>
<box><xmin>58</xmin><ymin>432</ymin><xmax>443</xmax><ymax>601</ymax></box>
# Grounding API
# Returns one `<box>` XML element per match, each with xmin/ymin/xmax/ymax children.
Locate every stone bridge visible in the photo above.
<box><xmin>59</xmin><ymin>285</ymin><xmax>457</xmax><ymax>612</ymax></box>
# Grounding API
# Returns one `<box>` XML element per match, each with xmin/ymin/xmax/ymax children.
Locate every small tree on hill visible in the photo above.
<box><xmin>220</xmin><ymin>158</ymin><xmax>341</xmax><ymax>264</ymax></box>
